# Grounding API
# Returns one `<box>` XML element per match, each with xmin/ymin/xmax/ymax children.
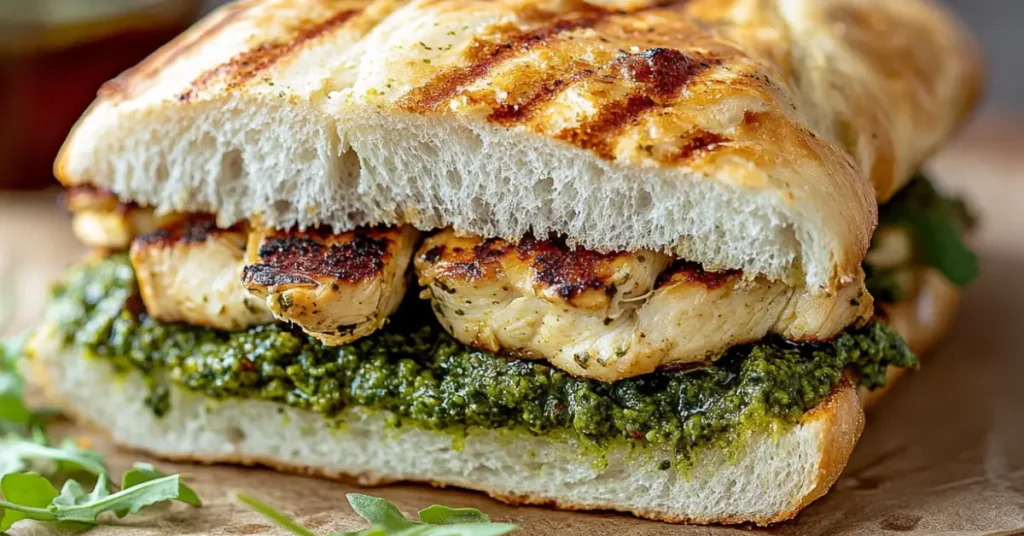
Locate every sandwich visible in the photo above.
<box><xmin>27</xmin><ymin>0</ymin><xmax>982</xmax><ymax>525</ymax></box>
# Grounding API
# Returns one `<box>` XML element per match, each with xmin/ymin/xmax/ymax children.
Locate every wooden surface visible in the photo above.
<box><xmin>2</xmin><ymin>119</ymin><xmax>1023</xmax><ymax>534</ymax></box>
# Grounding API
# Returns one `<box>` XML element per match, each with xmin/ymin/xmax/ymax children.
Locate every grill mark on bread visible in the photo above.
<box><xmin>487</xmin><ymin>66</ymin><xmax>599</xmax><ymax>125</ymax></box>
<box><xmin>179</xmin><ymin>9</ymin><xmax>359</xmax><ymax>102</ymax></box>
<box><xmin>655</xmin><ymin>259</ymin><xmax>739</xmax><ymax>290</ymax></box>
<box><xmin>557</xmin><ymin>48</ymin><xmax>709</xmax><ymax>159</ymax></box>
<box><xmin>242</xmin><ymin>228</ymin><xmax>391</xmax><ymax>289</ymax></box>
<box><xmin>399</xmin><ymin>12</ymin><xmax>613</xmax><ymax>113</ymax></box>
<box><xmin>410</xmin><ymin>0</ymin><xmax>696</xmax><ymax>119</ymax></box>
<box><xmin>100</xmin><ymin>3</ymin><xmax>252</xmax><ymax>100</ymax></box>
<box><xmin>666</xmin><ymin>130</ymin><xmax>729</xmax><ymax>164</ymax></box>
<box><xmin>134</xmin><ymin>215</ymin><xmax>241</xmax><ymax>247</ymax></box>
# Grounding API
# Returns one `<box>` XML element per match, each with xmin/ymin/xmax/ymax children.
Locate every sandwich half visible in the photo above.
<box><xmin>29</xmin><ymin>0</ymin><xmax>981</xmax><ymax>525</ymax></box>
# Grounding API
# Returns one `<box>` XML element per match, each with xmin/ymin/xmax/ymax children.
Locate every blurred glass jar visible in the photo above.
<box><xmin>0</xmin><ymin>0</ymin><xmax>201</xmax><ymax>190</ymax></box>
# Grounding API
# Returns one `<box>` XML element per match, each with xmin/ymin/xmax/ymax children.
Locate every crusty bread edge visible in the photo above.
<box><xmin>479</xmin><ymin>384</ymin><xmax>864</xmax><ymax>525</ymax></box>
<box><xmin>29</xmin><ymin>336</ymin><xmax>864</xmax><ymax>526</ymax></box>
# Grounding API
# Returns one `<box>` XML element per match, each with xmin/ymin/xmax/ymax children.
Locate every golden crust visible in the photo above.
<box><xmin>771</xmin><ymin>0</ymin><xmax>984</xmax><ymax>201</ymax></box>
<box><xmin>790</xmin><ymin>378</ymin><xmax>864</xmax><ymax>520</ymax></box>
<box><xmin>859</xmin><ymin>269</ymin><xmax>961</xmax><ymax>407</ymax></box>
<box><xmin>379</xmin><ymin>0</ymin><xmax>877</xmax><ymax>284</ymax></box>
<box><xmin>53</xmin><ymin>0</ymin><xmax>396</xmax><ymax>182</ymax></box>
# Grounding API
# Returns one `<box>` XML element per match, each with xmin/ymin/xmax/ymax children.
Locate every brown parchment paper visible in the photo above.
<box><xmin>1</xmin><ymin>120</ymin><xmax>1023</xmax><ymax>535</ymax></box>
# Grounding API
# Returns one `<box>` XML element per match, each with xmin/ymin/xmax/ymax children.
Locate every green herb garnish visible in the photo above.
<box><xmin>0</xmin><ymin>331</ymin><xmax>201</xmax><ymax>530</ymax></box>
<box><xmin>869</xmin><ymin>174</ymin><xmax>979</xmax><ymax>299</ymax></box>
<box><xmin>235</xmin><ymin>492</ymin><xmax>518</xmax><ymax>536</ymax></box>
<box><xmin>0</xmin><ymin>436</ymin><xmax>107</xmax><ymax>479</ymax></box>
<box><xmin>0</xmin><ymin>467</ymin><xmax>199</xmax><ymax>530</ymax></box>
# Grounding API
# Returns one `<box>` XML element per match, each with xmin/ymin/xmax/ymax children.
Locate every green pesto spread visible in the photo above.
<box><xmin>867</xmin><ymin>174</ymin><xmax>978</xmax><ymax>302</ymax></box>
<box><xmin>46</xmin><ymin>254</ymin><xmax>917</xmax><ymax>461</ymax></box>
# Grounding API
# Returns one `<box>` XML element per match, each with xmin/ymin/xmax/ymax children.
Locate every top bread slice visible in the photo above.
<box><xmin>54</xmin><ymin>0</ymin><xmax>981</xmax><ymax>291</ymax></box>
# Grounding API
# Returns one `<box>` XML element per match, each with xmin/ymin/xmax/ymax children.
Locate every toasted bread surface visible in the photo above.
<box><xmin>55</xmin><ymin>0</ymin><xmax>981</xmax><ymax>290</ymax></box>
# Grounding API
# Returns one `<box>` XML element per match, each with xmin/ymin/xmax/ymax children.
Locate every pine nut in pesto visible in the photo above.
<box><xmin>46</xmin><ymin>253</ymin><xmax>917</xmax><ymax>464</ymax></box>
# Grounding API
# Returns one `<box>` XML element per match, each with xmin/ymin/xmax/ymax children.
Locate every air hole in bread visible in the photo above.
<box><xmin>471</xmin><ymin>196</ymin><xmax>492</xmax><ymax>223</ymax></box>
<box><xmin>224</xmin><ymin>426</ymin><xmax>246</xmax><ymax>445</ymax></box>
<box><xmin>219</xmin><ymin>148</ymin><xmax>243</xmax><ymax>183</ymax></box>
<box><xmin>154</xmin><ymin>160</ymin><xmax>169</xmax><ymax>183</ymax></box>
<box><xmin>274</xmin><ymin>200</ymin><xmax>293</xmax><ymax>215</ymax></box>
<box><xmin>533</xmin><ymin>177</ymin><xmax>554</xmax><ymax>197</ymax></box>
<box><xmin>636</xmin><ymin>189</ymin><xmax>653</xmax><ymax>212</ymax></box>
<box><xmin>445</xmin><ymin>168</ymin><xmax>462</xmax><ymax>190</ymax></box>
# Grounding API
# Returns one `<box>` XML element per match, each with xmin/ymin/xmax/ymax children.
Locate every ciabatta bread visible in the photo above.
<box><xmin>55</xmin><ymin>0</ymin><xmax>981</xmax><ymax>290</ymax></box>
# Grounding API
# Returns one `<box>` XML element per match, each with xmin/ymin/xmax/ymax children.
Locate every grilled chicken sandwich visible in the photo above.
<box><xmin>28</xmin><ymin>0</ymin><xmax>981</xmax><ymax>525</ymax></box>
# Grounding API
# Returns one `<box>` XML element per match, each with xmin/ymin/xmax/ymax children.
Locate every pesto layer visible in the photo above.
<box><xmin>867</xmin><ymin>174</ymin><xmax>977</xmax><ymax>303</ymax></box>
<box><xmin>47</xmin><ymin>254</ymin><xmax>916</xmax><ymax>461</ymax></box>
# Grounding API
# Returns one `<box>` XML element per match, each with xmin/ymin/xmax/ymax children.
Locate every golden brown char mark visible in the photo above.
<box><xmin>401</xmin><ymin>1</ymin><xmax>726</xmax><ymax>161</ymax></box>
<box><xmin>417</xmin><ymin>236</ymin><xmax>507</xmax><ymax>282</ymax></box>
<box><xmin>654</xmin><ymin>259</ymin><xmax>740</xmax><ymax>290</ymax></box>
<box><xmin>242</xmin><ymin>227</ymin><xmax>392</xmax><ymax>290</ymax></box>
<box><xmin>418</xmin><ymin>231</ymin><xmax>637</xmax><ymax>306</ymax></box>
<box><xmin>134</xmin><ymin>214</ymin><xmax>243</xmax><ymax>247</ymax></box>
<box><xmin>100</xmin><ymin>1</ymin><xmax>253</xmax><ymax>100</ymax></box>
<box><xmin>556</xmin><ymin>48</ymin><xmax>716</xmax><ymax>159</ymax></box>
<box><xmin>515</xmin><ymin>236</ymin><xmax>632</xmax><ymax>302</ymax></box>
<box><xmin>179</xmin><ymin>8</ymin><xmax>360</xmax><ymax>102</ymax></box>
<box><xmin>486</xmin><ymin>66</ymin><xmax>596</xmax><ymax>126</ymax></box>
<box><xmin>398</xmin><ymin>10</ymin><xmax>615</xmax><ymax>113</ymax></box>
<box><xmin>665</xmin><ymin>130</ymin><xmax>728</xmax><ymax>164</ymax></box>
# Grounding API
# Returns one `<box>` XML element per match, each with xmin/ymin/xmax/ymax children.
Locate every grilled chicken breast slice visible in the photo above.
<box><xmin>131</xmin><ymin>216</ymin><xmax>275</xmax><ymax>331</ymax></box>
<box><xmin>242</xmin><ymin>225</ymin><xmax>419</xmax><ymax>346</ymax></box>
<box><xmin>415</xmin><ymin>229</ymin><xmax>873</xmax><ymax>381</ymax></box>
<box><xmin>67</xmin><ymin>186</ymin><xmax>181</xmax><ymax>250</ymax></box>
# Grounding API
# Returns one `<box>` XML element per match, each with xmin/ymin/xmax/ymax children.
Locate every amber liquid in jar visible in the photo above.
<box><xmin>0</xmin><ymin>2</ymin><xmax>200</xmax><ymax>190</ymax></box>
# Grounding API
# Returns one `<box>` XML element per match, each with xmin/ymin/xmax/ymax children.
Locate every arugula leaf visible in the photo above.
<box><xmin>237</xmin><ymin>492</ymin><xmax>518</xmax><ymax>536</ymax></box>
<box><xmin>341</xmin><ymin>494</ymin><xmax>516</xmax><ymax>536</ymax></box>
<box><xmin>898</xmin><ymin>208</ymin><xmax>980</xmax><ymax>286</ymax></box>
<box><xmin>51</xmin><ymin>473</ymin><xmax>181</xmax><ymax>523</ymax></box>
<box><xmin>0</xmin><ymin>436</ymin><xmax>107</xmax><ymax>479</ymax></box>
<box><xmin>234</xmin><ymin>493</ymin><xmax>317</xmax><ymax>536</ymax></box>
<box><xmin>346</xmin><ymin>494</ymin><xmax>417</xmax><ymax>532</ymax></box>
<box><xmin>52</xmin><ymin>474</ymin><xmax>109</xmax><ymax>509</ymax></box>
<box><xmin>0</xmin><ymin>334</ymin><xmax>30</xmax><ymax>428</ymax></box>
<box><xmin>0</xmin><ymin>335</ymin><xmax>200</xmax><ymax>531</ymax></box>
<box><xmin>0</xmin><ymin>371</ymin><xmax>29</xmax><ymax>425</ymax></box>
<box><xmin>123</xmin><ymin>463</ymin><xmax>201</xmax><ymax>507</ymax></box>
<box><xmin>0</xmin><ymin>473</ymin><xmax>59</xmax><ymax>530</ymax></box>
<box><xmin>0</xmin><ymin>332</ymin><xmax>26</xmax><ymax>370</ymax></box>
<box><xmin>0</xmin><ymin>333</ymin><xmax>60</xmax><ymax>435</ymax></box>
<box><xmin>417</xmin><ymin>505</ymin><xmax>491</xmax><ymax>525</ymax></box>
<box><xmin>875</xmin><ymin>174</ymin><xmax>980</xmax><ymax>289</ymax></box>
<box><xmin>0</xmin><ymin>470</ymin><xmax>199</xmax><ymax>530</ymax></box>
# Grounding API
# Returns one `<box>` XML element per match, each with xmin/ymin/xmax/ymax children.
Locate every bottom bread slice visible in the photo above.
<box><xmin>30</xmin><ymin>331</ymin><xmax>865</xmax><ymax>526</ymax></box>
